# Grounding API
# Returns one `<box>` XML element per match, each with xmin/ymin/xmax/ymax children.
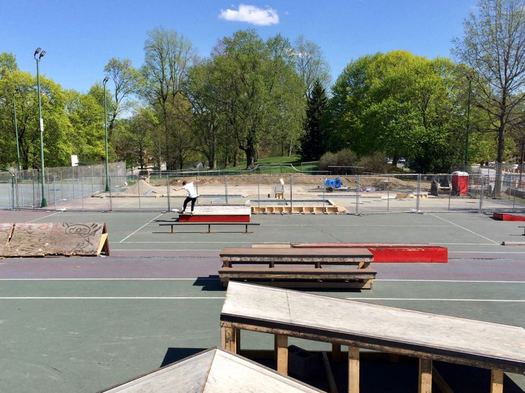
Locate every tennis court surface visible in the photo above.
<box><xmin>0</xmin><ymin>209</ymin><xmax>524</xmax><ymax>392</ymax></box>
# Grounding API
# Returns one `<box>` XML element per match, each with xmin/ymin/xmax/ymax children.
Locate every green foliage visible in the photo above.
<box><xmin>319</xmin><ymin>149</ymin><xmax>358</xmax><ymax>172</ymax></box>
<box><xmin>329</xmin><ymin>51</ymin><xmax>472</xmax><ymax>172</ymax></box>
<box><xmin>300</xmin><ymin>80</ymin><xmax>329</xmax><ymax>161</ymax></box>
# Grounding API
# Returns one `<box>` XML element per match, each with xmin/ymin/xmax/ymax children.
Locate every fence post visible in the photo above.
<box><xmin>416</xmin><ymin>174</ymin><xmax>421</xmax><ymax>213</ymax></box>
<box><xmin>289</xmin><ymin>174</ymin><xmax>293</xmax><ymax>214</ymax></box>
<box><xmin>257</xmin><ymin>180</ymin><xmax>260</xmax><ymax>209</ymax></box>
<box><xmin>355</xmin><ymin>174</ymin><xmax>360</xmax><ymax>215</ymax></box>
<box><xmin>479</xmin><ymin>175</ymin><xmax>485</xmax><ymax>213</ymax></box>
<box><xmin>10</xmin><ymin>175</ymin><xmax>15</xmax><ymax>210</ymax></box>
<box><xmin>225</xmin><ymin>175</ymin><xmax>229</xmax><ymax>205</ymax></box>
<box><xmin>386</xmin><ymin>176</ymin><xmax>390</xmax><ymax>212</ymax></box>
<box><xmin>166</xmin><ymin>172</ymin><xmax>171</xmax><ymax>211</ymax></box>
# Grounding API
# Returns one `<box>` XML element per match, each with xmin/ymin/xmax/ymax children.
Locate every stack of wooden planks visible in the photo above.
<box><xmin>219</xmin><ymin>247</ymin><xmax>375</xmax><ymax>289</ymax></box>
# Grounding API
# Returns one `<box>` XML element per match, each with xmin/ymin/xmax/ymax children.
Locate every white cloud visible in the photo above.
<box><xmin>219</xmin><ymin>4</ymin><xmax>279</xmax><ymax>26</ymax></box>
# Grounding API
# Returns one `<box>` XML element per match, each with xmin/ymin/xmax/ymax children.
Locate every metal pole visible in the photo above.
<box><xmin>289</xmin><ymin>174</ymin><xmax>293</xmax><ymax>214</ymax></box>
<box><xmin>13</xmin><ymin>94</ymin><xmax>21</xmax><ymax>172</ymax></box>
<box><xmin>225</xmin><ymin>176</ymin><xmax>229</xmax><ymax>204</ymax></box>
<box><xmin>103</xmin><ymin>77</ymin><xmax>110</xmax><ymax>192</ymax></box>
<box><xmin>386</xmin><ymin>176</ymin><xmax>390</xmax><ymax>212</ymax></box>
<box><xmin>479</xmin><ymin>175</ymin><xmax>484</xmax><ymax>213</ymax></box>
<box><xmin>35</xmin><ymin>50</ymin><xmax>47</xmax><ymax>207</ymax></box>
<box><xmin>464</xmin><ymin>76</ymin><xmax>472</xmax><ymax>170</ymax></box>
<box><xmin>355</xmin><ymin>174</ymin><xmax>360</xmax><ymax>215</ymax></box>
<box><xmin>416</xmin><ymin>174</ymin><xmax>421</xmax><ymax>213</ymax></box>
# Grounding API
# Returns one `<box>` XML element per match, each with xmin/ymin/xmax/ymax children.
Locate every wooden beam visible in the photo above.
<box><xmin>332</xmin><ymin>343</ymin><xmax>343</xmax><ymax>362</ymax></box>
<box><xmin>432</xmin><ymin>365</ymin><xmax>454</xmax><ymax>393</ymax></box>
<box><xmin>220</xmin><ymin>325</ymin><xmax>238</xmax><ymax>353</ymax></box>
<box><xmin>274</xmin><ymin>334</ymin><xmax>288</xmax><ymax>375</ymax></box>
<box><xmin>322</xmin><ymin>351</ymin><xmax>339</xmax><ymax>393</ymax></box>
<box><xmin>419</xmin><ymin>358</ymin><xmax>432</xmax><ymax>393</ymax></box>
<box><xmin>348</xmin><ymin>346</ymin><xmax>360</xmax><ymax>393</ymax></box>
<box><xmin>490</xmin><ymin>369</ymin><xmax>504</xmax><ymax>393</ymax></box>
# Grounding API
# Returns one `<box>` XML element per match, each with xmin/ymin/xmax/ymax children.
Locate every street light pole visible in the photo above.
<box><xmin>34</xmin><ymin>47</ymin><xmax>47</xmax><ymax>208</ymax></box>
<box><xmin>13</xmin><ymin>91</ymin><xmax>21</xmax><ymax>172</ymax></box>
<box><xmin>103</xmin><ymin>76</ymin><xmax>110</xmax><ymax>192</ymax></box>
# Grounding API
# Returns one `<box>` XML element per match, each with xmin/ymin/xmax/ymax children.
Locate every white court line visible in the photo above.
<box><xmin>29</xmin><ymin>211</ymin><xmax>60</xmax><ymax>222</ymax></box>
<box><xmin>429</xmin><ymin>213</ymin><xmax>499</xmax><ymax>245</ymax></box>
<box><xmin>450</xmin><ymin>251</ymin><xmax>525</xmax><ymax>254</ymax></box>
<box><xmin>0</xmin><ymin>278</ymin><xmax>210</xmax><ymax>281</ymax></box>
<box><xmin>0</xmin><ymin>296</ymin><xmax>225</xmax><ymax>300</ymax></box>
<box><xmin>0</xmin><ymin>278</ymin><xmax>522</xmax><ymax>283</ymax></box>
<box><xmin>119</xmin><ymin>241</ymin><xmax>499</xmax><ymax>246</ymax></box>
<box><xmin>347</xmin><ymin>297</ymin><xmax>525</xmax><ymax>303</ymax></box>
<box><xmin>376</xmin><ymin>279</ymin><xmax>525</xmax><ymax>284</ymax></box>
<box><xmin>0</xmin><ymin>296</ymin><xmax>521</xmax><ymax>302</ymax></box>
<box><xmin>120</xmin><ymin>213</ymin><xmax>164</xmax><ymax>243</ymax></box>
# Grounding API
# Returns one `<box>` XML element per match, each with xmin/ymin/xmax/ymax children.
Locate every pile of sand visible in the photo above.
<box><xmin>117</xmin><ymin>179</ymin><xmax>164</xmax><ymax>196</ymax></box>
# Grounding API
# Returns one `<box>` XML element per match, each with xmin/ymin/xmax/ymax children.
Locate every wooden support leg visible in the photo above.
<box><xmin>348</xmin><ymin>346</ymin><xmax>359</xmax><ymax>393</ymax></box>
<box><xmin>490</xmin><ymin>369</ymin><xmax>504</xmax><ymax>393</ymax></box>
<box><xmin>220</xmin><ymin>325</ymin><xmax>238</xmax><ymax>354</ymax></box>
<box><xmin>418</xmin><ymin>358</ymin><xmax>432</xmax><ymax>393</ymax></box>
<box><xmin>274</xmin><ymin>334</ymin><xmax>288</xmax><ymax>375</ymax></box>
<box><xmin>332</xmin><ymin>343</ymin><xmax>343</xmax><ymax>362</ymax></box>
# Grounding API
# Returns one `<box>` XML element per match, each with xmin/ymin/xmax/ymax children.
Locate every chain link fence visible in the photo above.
<box><xmin>2</xmin><ymin>164</ymin><xmax>525</xmax><ymax>214</ymax></box>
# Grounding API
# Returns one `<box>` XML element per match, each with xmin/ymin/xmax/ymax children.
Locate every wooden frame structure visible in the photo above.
<box><xmin>103</xmin><ymin>348</ymin><xmax>323</xmax><ymax>392</ymax></box>
<box><xmin>219</xmin><ymin>247</ymin><xmax>375</xmax><ymax>289</ymax></box>
<box><xmin>220</xmin><ymin>282</ymin><xmax>525</xmax><ymax>393</ymax></box>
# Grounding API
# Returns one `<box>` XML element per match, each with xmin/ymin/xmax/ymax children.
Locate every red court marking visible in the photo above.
<box><xmin>292</xmin><ymin>243</ymin><xmax>448</xmax><ymax>263</ymax></box>
<box><xmin>492</xmin><ymin>212</ymin><xmax>525</xmax><ymax>221</ymax></box>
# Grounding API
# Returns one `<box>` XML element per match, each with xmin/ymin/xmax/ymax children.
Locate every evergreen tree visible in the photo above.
<box><xmin>301</xmin><ymin>80</ymin><xmax>328</xmax><ymax>161</ymax></box>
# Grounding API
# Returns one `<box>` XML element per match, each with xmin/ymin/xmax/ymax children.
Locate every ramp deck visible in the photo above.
<box><xmin>220</xmin><ymin>282</ymin><xmax>525</xmax><ymax>392</ymax></box>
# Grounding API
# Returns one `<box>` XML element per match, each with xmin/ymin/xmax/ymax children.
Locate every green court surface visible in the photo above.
<box><xmin>0</xmin><ymin>210</ymin><xmax>524</xmax><ymax>392</ymax></box>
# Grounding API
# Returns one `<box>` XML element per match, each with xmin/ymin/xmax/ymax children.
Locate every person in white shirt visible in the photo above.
<box><xmin>175</xmin><ymin>181</ymin><xmax>199</xmax><ymax>214</ymax></box>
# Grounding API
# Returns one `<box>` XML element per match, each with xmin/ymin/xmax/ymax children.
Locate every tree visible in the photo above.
<box><xmin>454</xmin><ymin>0</ymin><xmax>525</xmax><ymax>195</ymax></box>
<box><xmin>293</xmin><ymin>36</ymin><xmax>331</xmax><ymax>97</ymax></box>
<box><xmin>0</xmin><ymin>69</ymin><xmax>73</xmax><ymax>169</ymax></box>
<box><xmin>103</xmin><ymin>58</ymin><xmax>140</xmax><ymax>138</ymax></box>
<box><xmin>329</xmin><ymin>51</ymin><xmax>469</xmax><ymax>172</ymax></box>
<box><xmin>301</xmin><ymin>80</ymin><xmax>328</xmax><ymax>161</ymax></box>
<box><xmin>211</xmin><ymin>30</ymin><xmax>305</xmax><ymax>167</ymax></box>
<box><xmin>112</xmin><ymin>108</ymin><xmax>156</xmax><ymax>169</ymax></box>
<box><xmin>142</xmin><ymin>28</ymin><xmax>196</xmax><ymax>170</ymax></box>
<box><xmin>64</xmin><ymin>90</ymin><xmax>105</xmax><ymax>164</ymax></box>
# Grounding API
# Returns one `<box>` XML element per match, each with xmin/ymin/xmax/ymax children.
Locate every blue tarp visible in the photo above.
<box><xmin>324</xmin><ymin>177</ymin><xmax>343</xmax><ymax>189</ymax></box>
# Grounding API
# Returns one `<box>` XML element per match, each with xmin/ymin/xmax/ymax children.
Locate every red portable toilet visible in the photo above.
<box><xmin>451</xmin><ymin>171</ymin><xmax>469</xmax><ymax>196</ymax></box>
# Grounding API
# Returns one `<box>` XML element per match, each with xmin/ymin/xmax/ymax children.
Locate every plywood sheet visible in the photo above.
<box><xmin>191</xmin><ymin>206</ymin><xmax>251</xmax><ymax>216</ymax></box>
<box><xmin>3</xmin><ymin>223</ymin><xmax>108</xmax><ymax>257</ymax></box>
<box><xmin>0</xmin><ymin>223</ymin><xmax>14</xmax><ymax>255</ymax></box>
<box><xmin>221</xmin><ymin>247</ymin><xmax>372</xmax><ymax>258</ymax></box>
<box><xmin>221</xmin><ymin>282</ymin><xmax>525</xmax><ymax>373</ymax></box>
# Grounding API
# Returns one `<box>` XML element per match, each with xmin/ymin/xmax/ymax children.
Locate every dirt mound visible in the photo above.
<box><xmin>120</xmin><ymin>179</ymin><xmax>162</xmax><ymax>196</ymax></box>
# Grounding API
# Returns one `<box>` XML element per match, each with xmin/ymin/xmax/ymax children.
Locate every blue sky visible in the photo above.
<box><xmin>0</xmin><ymin>0</ymin><xmax>476</xmax><ymax>92</ymax></box>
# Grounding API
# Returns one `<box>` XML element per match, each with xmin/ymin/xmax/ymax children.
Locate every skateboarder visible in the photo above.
<box><xmin>173</xmin><ymin>180</ymin><xmax>199</xmax><ymax>214</ymax></box>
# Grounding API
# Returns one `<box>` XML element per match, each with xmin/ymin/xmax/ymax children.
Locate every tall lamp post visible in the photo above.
<box><xmin>13</xmin><ymin>89</ymin><xmax>21</xmax><ymax>172</ymax></box>
<box><xmin>34</xmin><ymin>47</ymin><xmax>47</xmax><ymax>208</ymax></box>
<box><xmin>102</xmin><ymin>76</ymin><xmax>110</xmax><ymax>192</ymax></box>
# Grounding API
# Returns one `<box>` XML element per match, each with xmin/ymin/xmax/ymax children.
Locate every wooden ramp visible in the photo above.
<box><xmin>221</xmin><ymin>282</ymin><xmax>525</xmax><ymax>393</ymax></box>
<box><xmin>219</xmin><ymin>247</ymin><xmax>375</xmax><ymax>289</ymax></box>
<box><xmin>103</xmin><ymin>348</ymin><xmax>322</xmax><ymax>392</ymax></box>
<box><xmin>0</xmin><ymin>223</ymin><xmax>109</xmax><ymax>257</ymax></box>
